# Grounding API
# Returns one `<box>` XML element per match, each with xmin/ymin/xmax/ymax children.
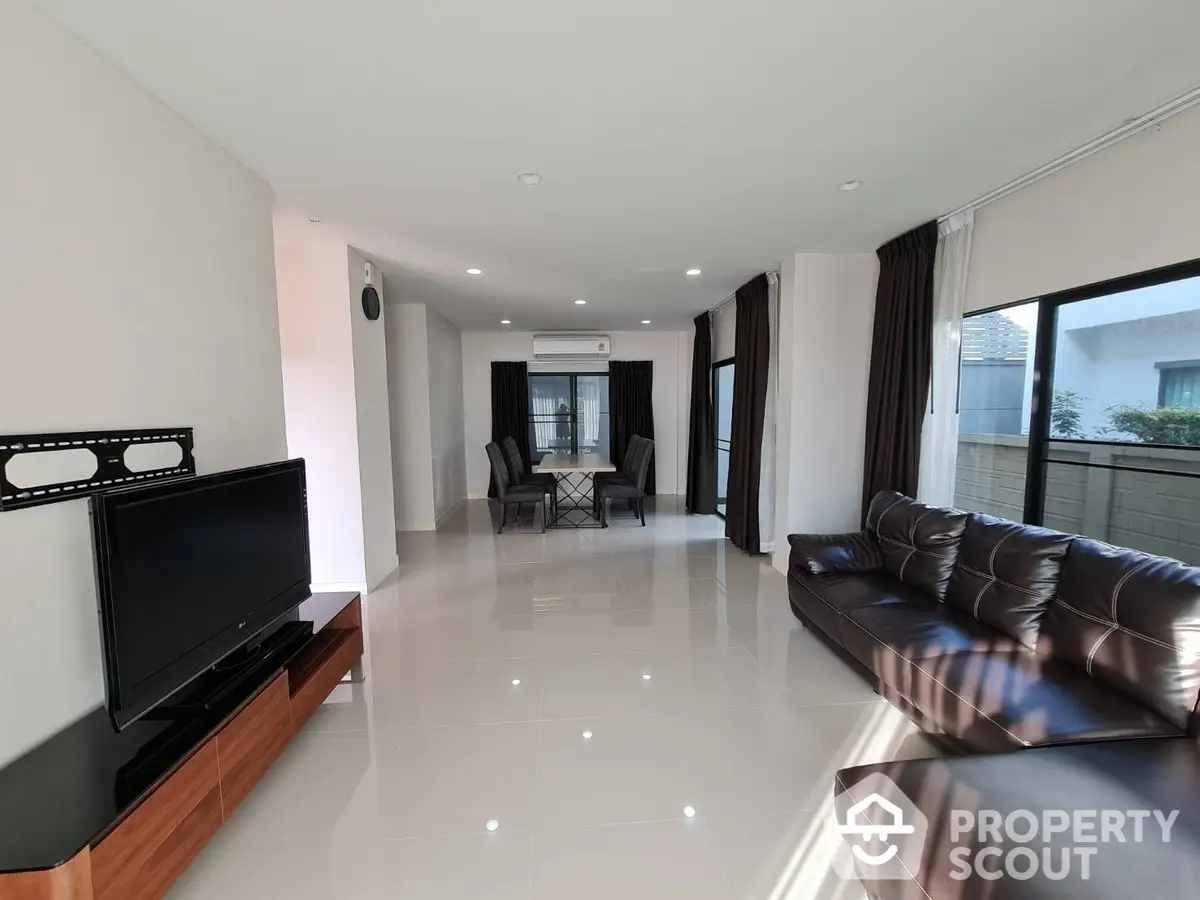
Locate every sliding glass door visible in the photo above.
<box><xmin>953</xmin><ymin>259</ymin><xmax>1200</xmax><ymax>565</ymax></box>
<box><xmin>954</xmin><ymin>300</ymin><xmax>1039</xmax><ymax>521</ymax></box>
<box><xmin>713</xmin><ymin>359</ymin><xmax>734</xmax><ymax>518</ymax></box>
<box><xmin>1035</xmin><ymin>269</ymin><xmax>1200</xmax><ymax>562</ymax></box>
<box><xmin>527</xmin><ymin>373</ymin><xmax>610</xmax><ymax>460</ymax></box>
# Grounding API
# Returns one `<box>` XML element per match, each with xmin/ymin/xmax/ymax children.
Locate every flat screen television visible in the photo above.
<box><xmin>91</xmin><ymin>460</ymin><xmax>311</xmax><ymax>729</ymax></box>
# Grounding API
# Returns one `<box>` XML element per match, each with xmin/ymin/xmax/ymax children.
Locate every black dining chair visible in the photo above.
<box><xmin>595</xmin><ymin>435</ymin><xmax>644</xmax><ymax>489</ymax></box>
<box><xmin>502</xmin><ymin>436</ymin><xmax>557</xmax><ymax>522</ymax></box>
<box><xmin>486</xmin><ymin>442</ymin><xmax>547</xmax><ymax>533</ymax></box>
<box><xmin>597</xmin><ymin>437</ymin><xmax>654</xmax><ymax>527</ymax></box>
<box><xmin>593</xmin><ymin>434</ymin><xmax>643</xmax><ymax>517</ymax></box>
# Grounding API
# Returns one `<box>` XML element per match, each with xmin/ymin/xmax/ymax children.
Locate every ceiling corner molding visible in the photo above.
<box><xmin>941</xmin><ymin>85</ymin><xmax>1200</xmax><ymax>222</ymax></box>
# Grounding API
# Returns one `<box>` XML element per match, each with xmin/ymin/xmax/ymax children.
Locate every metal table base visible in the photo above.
<box><xmin>548</xmin><ymin>472</ymin><xmax>603</xmax><ymax>528</ymax></box>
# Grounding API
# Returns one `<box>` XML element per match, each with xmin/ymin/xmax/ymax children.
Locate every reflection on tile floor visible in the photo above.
<box><xmin>170</xmin><ymin>497</ymin><xmax>936</xmax><ymax>899</ymax></box>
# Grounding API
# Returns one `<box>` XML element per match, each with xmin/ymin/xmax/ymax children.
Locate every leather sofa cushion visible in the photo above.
<box><xmin>906</xmin><ymin>650</ymin><xmax>1182</xmax><ymax>752</ymax></box>
<box><xmin>944</xmin><ymin>514</ymin><xmax>1073</xmax><ymax>649</ymax></box>
<box><xmin>787</xmin><ymin>573</ymin><xmax>931</xmax><ymax>655</ymax></box>
<box><xmin>865</xmin><ymin>491</ymin><xmax>968</xmax><ymax>601</ymax></box>
<box><xmin>843</xmin><ymin>598</ymin><xmax>1026</xmax><ymax>669</ymax></box>
<box><xmin>1039</xmin><ymin>538</ymin><xmax>1200</xmax><ymax>730</ymax></box>
<box><xmin>787</xmin><ymin>531</ymin><xmax>882</xmax><ymax>578</ymax></box>
<box><xmin>795</xmin><ymin>572</ymin><xmax>930</xmax><ymax>614</ymax></box>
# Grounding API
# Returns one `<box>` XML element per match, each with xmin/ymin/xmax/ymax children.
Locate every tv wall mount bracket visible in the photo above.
<box><xmin>0</xmin><ymin>428</ymin><xmax>195</xmax><ymax>512</ymax></box>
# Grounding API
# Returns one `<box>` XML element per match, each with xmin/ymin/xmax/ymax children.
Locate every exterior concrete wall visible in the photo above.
<box><xmin>955</xmin><ymin>435</ymin><xmax>1200</xmax><ymax>565</ymax></box>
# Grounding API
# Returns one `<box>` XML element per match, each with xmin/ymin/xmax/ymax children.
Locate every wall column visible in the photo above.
<box><xmin>772</xmin><ymin>253</ymin><xmax>879</xmax><ymax>573</ymax></box>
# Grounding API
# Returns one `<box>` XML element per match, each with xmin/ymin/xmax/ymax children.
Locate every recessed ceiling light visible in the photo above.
<box><xmin>467</xmin><ymin>268</ymin><xmax>483</xmax><ymax>276</ymax></box>
<box><xmin>837</xmin><ymin>180</ymin><xmax>864</xmax><ymax>192</ymax></box>
<box><xmin>501</xmin><ymin>319</ymin><xmax>512</xmax><ymax>325</ymax></box>
<box><xmin>683</xmin><ymin>806</ymin><xmax>697</xmax><ymax>819</ymax></box>
<box><xmin>574</xmin><ymin>299</ymin><xmax>587</xmax><ymax>305</ymax></box>
<box><xmin>307</xmin><ymin>216</ymin><xmax>320</xmax><ymax>223</ymax></box>
<box><xmin>641</xmin><ymin>320</ymin><xmax>652</xmax><ymax>325</ymax></box>
<box><xmin>642</xmin><ymin>673</ymin><xmax>652</xmax><ymax>681</ymax></box>
<box><xmin>485</xmin><ymin>819</ymin><xmax>500</xmax><ymax>832</ymax></box>
<box><xmin>511</xmin><ymin>678</ymin><xmax>521</xmax><ymax>686</ymax></box>
<box><xmin>685</xmin><ymin>268</ymin><xmax>702</xmax><ymax>277</ymax></box>
<box><xmin>582</xmin><ymin>729</ymin><xmax>593</xmax><ymax>739</ymax></box>
<box><xmin>517</xmin><ymin>172</ymin><xmax>543</xmax><ymax>185</ymax></box>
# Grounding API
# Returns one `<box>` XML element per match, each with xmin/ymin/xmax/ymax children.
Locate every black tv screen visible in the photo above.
<box><xmin>91</xmin><ymin>460</ymin><xmax>311</xmax><ymax>729</ymax></box>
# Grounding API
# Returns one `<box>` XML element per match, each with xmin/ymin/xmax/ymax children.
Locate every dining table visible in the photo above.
<box><xmin>532</xmin><ymin>452</ymin><xmax>617</xmax><ymax>528</ymax></box>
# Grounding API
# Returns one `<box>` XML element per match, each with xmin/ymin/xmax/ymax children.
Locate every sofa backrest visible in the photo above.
<box><xmin>865</xmin><ymin>491</ymin><xmax>968</xmax><ymax>601</ymax></box>
<box><xmin>945</xmin><ymin>513</ymin><xmax>1074</xmax><ymax>649</ymax></box>
<box><xmin>1039</xmin><ymin>538</ymin><xmax>1200</xmax><ymax>731</ymax></box>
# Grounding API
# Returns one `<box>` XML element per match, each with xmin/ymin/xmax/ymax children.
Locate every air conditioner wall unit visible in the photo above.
<box><xmin>532</xmin><ymin>334</ymin><xmax>611</xmax><ymax>360</ymax></box>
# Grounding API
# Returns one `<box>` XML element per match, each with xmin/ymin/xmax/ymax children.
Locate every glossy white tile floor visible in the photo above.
<box><xmin>170</xmin><ymin>498</ymin><xmax>936</xmax><ymax>899</ymax></box>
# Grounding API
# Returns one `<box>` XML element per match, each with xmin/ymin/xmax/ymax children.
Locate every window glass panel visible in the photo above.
<box><xmin>529</xmin><ymin>374</ymin><xmax>573</xmax><ymax>458</ymax></box>
<box><xmin>1160</xmin><ymin>365</ymin><xmax>1200</xmax><ymax>411</ymax></box>
<box><xmin>714</xmin><ymin>362</ymin><xmax>734</xmax><ymax>518</ymax></box>
<box><xmin>575</xmin><ymin>374</ymin><xmax>609</xmax><ymax>454</ymax></box>
<box><xmin>953</xmin><ymin>301</ymin><xmax>1038</xmax><ymax>519</ymax></box>
<box><xmin>1050</xmin><ymin>275</ymin><xmax>1200</xmax><ymax>446</ymax></box>
<box><xmin>1037</xmin><ymin>271</ymin><xmax>1200</xmax><ymax>561</ymax></box>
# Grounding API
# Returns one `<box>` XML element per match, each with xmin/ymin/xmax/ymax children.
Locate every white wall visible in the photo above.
<box><xmin>386</xmin><ymin>304</ymin><xmax>437</xmax><ymax>530</ymax></box>
<box><xmin>276</xmin><ymin>224</ymin><xmax>397</xmax><ymax>590</ymax></box>
<box><xmin>772</xmin><ymin>254</ymin><xmax>879</xmax><ymax>573</ymax></box>
<box><xmin>0</xmin><ymin>1</ymin><xmax>286</xmax><ymax>766</ymax></box>
<box><xmin>966</xmin><ymin>104</ymin><xmax>1200</xmax><ymax>314</ymax></box>
<box><xmin>425</xmin><ymin>307</ymin><xmax>467</xmax><ymax>523</ymax></box>
<box><xmin>348</xmin><ymin>249</ymin><xmax>398</xmax><ymax>585</ymax></box>
<box><xmin>461</xmin><ymin>330</ymin><xmax>691</xmax><ymax>499</ymax></box>
<box><xmin>275</xmin><ymin>219</ymin><xmax>367</xmax><ymax>587</ymax></box>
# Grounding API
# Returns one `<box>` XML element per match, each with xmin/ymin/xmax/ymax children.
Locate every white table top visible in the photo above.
<box><xmin>532</xmin><ymin>453</ymin><xmax>617</xmax><ymax>474</ymax></box>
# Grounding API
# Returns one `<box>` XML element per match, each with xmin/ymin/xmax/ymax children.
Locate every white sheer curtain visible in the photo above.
<box><xmin>918</xmin><ymin>210</ymin><xmax>974</xmax><ymax>507</ymax></box>
<box><xmin>758</xmin><ymin>272</ymin><xmax>779</xmax><ymax>552</ymax></box>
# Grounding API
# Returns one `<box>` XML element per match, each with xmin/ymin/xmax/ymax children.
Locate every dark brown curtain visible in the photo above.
<box><xmin>725</xmin><ymin>274</ymin><xmax>770</xmax><ymax>553</ymax></box>
<box><xmin>609</xmin><ymin>360</ymin><xmax>655</xmax><ymax>495</ymax></box>
<box><xmin>686</xmin><ymin>312</ymin><xmax>716</xmax><ymax>514</ymax></box>
<box><xmin>489</xmin><ymin>361</ymin><xmax>530</xmax><ymax>498</ymax></box>
<box><xmin>861</xmin><ymin>220</ymin><xmax>938</xmax><ymax>521</ymax></box>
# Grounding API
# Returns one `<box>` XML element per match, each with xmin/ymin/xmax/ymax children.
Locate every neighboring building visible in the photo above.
<box><xmin>960</xmin><ymin>276</ymin><xmax>1200</xmax><ymax>439</ymax></box>
<box><xmin>1053</xmin><ymin>279</ymin><xmax>1200</xmax><ymax>435</ymax></box>
<box><xmin>956</xmin><ymin>276</ymin><xmax>1200</xmax><ymax>565</ymax></box>
<box><xmin>960</xmin><ymin>312</ymin><xmax>1030</xmax><ymax>436</ymax></box>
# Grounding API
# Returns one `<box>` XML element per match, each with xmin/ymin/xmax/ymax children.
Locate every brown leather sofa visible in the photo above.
<box><xmin>787</xmin><ymin>491</ymin><xmax>1200</xmax><ymax>753</ymax></box>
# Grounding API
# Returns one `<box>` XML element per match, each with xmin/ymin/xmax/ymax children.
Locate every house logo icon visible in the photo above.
<box><xmin>837</xmin><ymin>792</ymin><xmax>916</xmax><ymax>865</ymax></box>
<box><xmin>832</xmin><ymin>773</ymin><xmax>928</xmax><ymax>881</ymax></box>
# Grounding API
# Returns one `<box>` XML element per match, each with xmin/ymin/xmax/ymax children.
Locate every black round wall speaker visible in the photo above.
<box><xmin>361</xmin><ymin>285</ymin><xmax>381</xmax><ymax>321</ymax></box>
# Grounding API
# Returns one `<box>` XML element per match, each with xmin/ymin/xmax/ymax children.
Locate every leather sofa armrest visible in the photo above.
<box><xmin>787</xmin><ymin>531</ymin><xmax>883</xmax><ymax>576</ymax></box>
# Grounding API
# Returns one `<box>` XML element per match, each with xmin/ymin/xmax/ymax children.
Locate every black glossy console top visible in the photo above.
<box><xmin>0</xmin><ymin>591</ymin><xmax>359</xmax><ymax>874</ymax></box>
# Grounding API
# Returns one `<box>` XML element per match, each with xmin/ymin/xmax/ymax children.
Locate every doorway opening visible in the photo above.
<box><xmin>713</xmin><ymin>358</ymin><xmax>734</xmax><ymax>518</ymax></box>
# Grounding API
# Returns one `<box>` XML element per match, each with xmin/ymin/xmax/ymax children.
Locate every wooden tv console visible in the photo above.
<box><xmin>0</xmin><ymin>592</ymin><xmax>364</xmax><ymax>900</ymax></box>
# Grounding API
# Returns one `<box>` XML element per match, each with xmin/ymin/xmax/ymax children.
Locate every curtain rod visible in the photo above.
<box><xmin>709</xmin><ymin>270</ymin><xmax>780</xmax><ymax>314</ymax></box>
<box><xmin>940</xmin><ymin>85</ymin><xmax>1200</xmax><ymax>223</ymax></box>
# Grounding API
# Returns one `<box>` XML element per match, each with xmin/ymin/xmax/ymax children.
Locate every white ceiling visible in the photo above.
<box><xmin>35</xmin><ymin>0</ymin><xmax>1200</xmax><ymax>330</ymax></box>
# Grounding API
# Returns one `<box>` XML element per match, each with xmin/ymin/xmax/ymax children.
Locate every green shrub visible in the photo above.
<box><xmin>1105</xmin><ymin>405</ymin><xmax>1200</xmax><ymax>446</ymax></box>
<box><xmin>1050</xmin><ymin>390</ymin><xmax>1085</xmax><ymax>438</ymax></box>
